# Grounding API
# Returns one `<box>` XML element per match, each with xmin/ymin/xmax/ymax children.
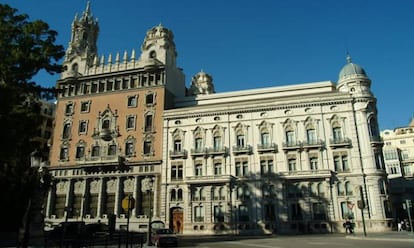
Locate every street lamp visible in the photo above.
<box><xmin>21</xmin><ymin>150</ymin><xmax>50</xmax><ymax>247</ymax></box>
<box><xmin>141</xmin><ymin>177</ymin><xmax>154</xmax><ymax>246</ymax></box>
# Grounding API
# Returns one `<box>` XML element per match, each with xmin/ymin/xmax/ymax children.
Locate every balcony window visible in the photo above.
<box><xmin>261</xmin><ymin>133</ymin><xmax>270</xmax><ymax>146</ymax></box>
<box><xmin>174</xmin><ymin>140</ymin><xmax>182</xmax><ymax>152</ymax></box>
<box><xmin>195</xmin><ymin>138</ymin><xmax>203</xmax><ymax>151</ymax></box>
<box><xmin>213</xmin><ymin>136</ymin><xmax>222</xmax><ymax>151</ymax></box>
<box><xmin>332</xmin><ymin>127</ymin><xmax>342</xmax><ymax>141</ymax></box>
<box><xmin>237</xmin><ymin>135</ymin><xmax>245</xmax><ymax>148</ymax></box>
<box><xmin>102</xmin><ymin>119</ymin><xmax>110</xmax><ymax>129</ymax></box>
<box><xmin>214</xmin><ymin>163</ymin><xmax>222</xmax><ymax>175</ymax></box>
<box><xmin>307</xmin><ymin>129</ymin><xmax>317</xmax><ymax>144</ymax></box>
<box><xmin>286</xmin><ymin>130</ymin><xmax>295</xmax><ymax>145</ymax></box>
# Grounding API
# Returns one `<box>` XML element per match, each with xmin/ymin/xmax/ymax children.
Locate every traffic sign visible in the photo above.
<box><xmin>122</xmin><ymin>195</ymin><xmax>135</xmax><ymax>212</ymax></box>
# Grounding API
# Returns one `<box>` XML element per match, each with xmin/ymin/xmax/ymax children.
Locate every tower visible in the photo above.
<box><xmin>337</xmin><ymin>54</ymin><xmax>372</xmax><ymax>97</ymax></box>
<box><xmin>61</xmin><ymin>2</ymin><xmax>99</xmax><ymax>79</ymax></box>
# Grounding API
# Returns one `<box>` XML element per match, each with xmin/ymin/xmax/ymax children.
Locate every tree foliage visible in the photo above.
<box><xmin>0</xmin><ymin>4</ymin><xmax>64</xmax><ymax>232</ymax></box>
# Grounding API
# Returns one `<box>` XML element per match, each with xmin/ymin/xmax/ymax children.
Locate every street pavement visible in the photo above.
<box><xmin>1</xmin><ymin>231</ymin><xmax>414</xmax><ymax>247</ymax></box>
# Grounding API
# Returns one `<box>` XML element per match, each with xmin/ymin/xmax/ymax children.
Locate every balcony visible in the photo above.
<box><xmin>169</xmin><ymin>149</ymin><xmax>188</xmax><ymax>159</ymax></box>
<box><xmin>191</xmin><ymin>148</ymin><xmax>208</xmax><ymax>157</ymax></box>
<box><xmin>370</xmin><ymin>136</ymin><xmax>384</xmax><ymax>147</ymax></box>
<box><xmin>232</xmin><ymin>145</ymin><xmax>252</xmax><ymax>155</ymax></box>
<box><xmin>279</xmin><ymin>169</ymin><xmax>332</xmax><ymax>180</ymax></box>
<box><xmin>329</xmin><ymin>137</ymin><xmax>352</xmax><ymax>148</ymax></box>
<box><xmin>186</xmin><ymin>174</ymin><xmax>235</xmax><ymax>184</ymax></box>
<box><xmin>282</xmin><ymin>141</ymin><xmax>302</xmax><ymax>151</ymax></box>
<box><xmin>257</xmin><ymin>143</ymin><xmax>278</xmax><ymax>153</ymax></box>
<box><xmin>207</xmin><ymin>147</ymin><xmax>229</xmax><ymax>156</ymax></box>
<box><xmin>302</xmin><ymin>139</ymin><xmax>324</xmax><ymax>150</ymax></box>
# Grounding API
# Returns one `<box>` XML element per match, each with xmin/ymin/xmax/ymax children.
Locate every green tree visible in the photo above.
<box><xmin>0</xmin><ymin>4</ymin><xmax>64</xmax><ymax>232</ymax></box>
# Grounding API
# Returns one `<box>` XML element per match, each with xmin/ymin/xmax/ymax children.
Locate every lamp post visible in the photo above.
<box><xmin>141</xmin><ymin>177</ymin><xmax>154</xmax><ymax>246</ymax></box>
<box><xmin>21</xmin><ymin>150</ymin><xmax>50</xmax><ymax>247</ymax></box>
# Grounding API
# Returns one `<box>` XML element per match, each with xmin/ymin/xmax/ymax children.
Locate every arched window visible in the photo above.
<box><xmin>345</xmin><ymin>181</ymin><xmax>353</xmax><ymax>195</ymax></box>
<box><xmin>170</xmin><ymin>189</ymin><xmax>176</xmax><ymax>201</ymax></box>
<box><xmin>177</xmin><ymin>189</ymin><xmax>183</xmax><ymax>201</ymax></box>
<box><xmin>337</xmin><ymin>182</ymin><xmax>345</xmax><ymax>196</ymax></box>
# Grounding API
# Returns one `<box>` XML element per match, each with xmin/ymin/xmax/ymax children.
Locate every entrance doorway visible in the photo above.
<box><xmin>170</xmin><ymin>207</ymin><xmax>183</xmax><ymax>234</ymax></box>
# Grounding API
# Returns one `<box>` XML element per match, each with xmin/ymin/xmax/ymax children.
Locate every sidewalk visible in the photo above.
<box><xmin>345</xmin><ymin>231</ymin><xmax>414</xmax><ymax>242</ymax></box>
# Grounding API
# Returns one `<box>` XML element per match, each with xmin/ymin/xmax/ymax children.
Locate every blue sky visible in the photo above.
<box><xmin>4</xmin><ymin>0</ymin><xmax>414</xmax><ymax>130</ymax></box>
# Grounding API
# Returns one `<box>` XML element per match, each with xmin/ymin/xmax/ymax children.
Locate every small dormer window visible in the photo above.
<box><xmin>149</xmin><ymin>51</ymin><xmax>156</xmax><ymax>59</ymax></box>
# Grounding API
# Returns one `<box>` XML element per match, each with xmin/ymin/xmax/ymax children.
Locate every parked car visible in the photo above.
<box><xmin>151</xmin><ymin>228</ymin><xmax>178</xmax><ymax>247</ymax></box>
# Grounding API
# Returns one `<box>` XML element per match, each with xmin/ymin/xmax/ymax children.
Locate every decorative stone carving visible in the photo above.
<box><xmin>123</xmin><ymin>178</ymin><xmax>135</xmax><ymax>192</ymax></box>
<box><xmin>90</xmin><ymin>179</ymin><xmax>101</xmax><ymax>193</ymax></box>
<box><xmin>107</xmin><ymin>179</ymin><xmax>117</xmax><ymax>193</ymax></box>
<box><xmin>189</xmin><ymin>71</ymin><xmax>215</xmax><ymax>95</ymax></box>
<box><xmin>56</xmin><ymin>181</ymin><xmax>68</xmax><ymax>194</ymax></box>
<box><xmin>74</xmin><ymin>180</ymin><xmax>84</xmax><ymax>194</ymax></box>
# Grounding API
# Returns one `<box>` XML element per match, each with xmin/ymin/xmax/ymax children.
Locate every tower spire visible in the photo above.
<box><xmin>61</xmin><ymin>2</ymin><xmax>100</xmax><ymax>79</ymax></box>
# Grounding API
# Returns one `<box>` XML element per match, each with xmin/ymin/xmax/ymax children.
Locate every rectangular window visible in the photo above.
<box><xmin>288</xmin><ymin>159</ymin><xmax>296</xmax><ymax>172</ymax></box>
<box><xmin>108</xmin><ymin>145</ymin><xmax>117</xmax><ymax>156</ymax></box>
<box><xmin>213</xmin><ymin>136</ymin><xmax>222</xmax><ymax>151</ymax></box>
<box><xmin>80</xmin><ymin>101</ymin><xmax>90</xmax><ymax>113</ymax></box>
<box><xmin>143</xmin><ymin>141</ymin><xmax>152</xmax><ymax>155</ymax></box>
<box><xmin>237</xmin><ymin>135</ymin><xmax>245</xmax><ymax>147</ymax></box>
<box><xmin>102</xmin><ymin>119</ymin><xmax>110</xmax><ymax>129</ymax></box>
<box><xmin>127</xmin><ymin>95</ymin><xmax>137</xmax><ymax>107</ymax></box>
<box><xmin>242</xmin><ymin>161</ymin><xmax>249</xmax><ymax>176</ymax></box>
<box><xmin>145</xmin><ymin>115</ymin><xmax>153</xmax><ymax>132</ymax></box>
<box><xmin>261</xmin><ymin>133</ymin><xmax>270</xmax><ymax>146</ymax></box>
<box><xmin>75</xmin><ymin>146</ymin><xmax>85</xmax><ymax>159</ymax></box>
<box><xmin>171</xmin><ymin>164</ymin><xmax>183</xmax><ymax>180</ymax></box>
<box><xmin>65</xmin><ymin>103</ymin><xmax>73</xmax><ymax>115</ymax></box>
<box><xmin>194</xmin><ymin>206</ymin><xmax>204</xmax><ymax>222</ymax></box>
<box><xmin>307</xmin><ymin>129</ymin><xmax>317</xmax><ymax>144</ymax></box>
<box><xmin>195</xmin><ymin>138</ymin><xmax>203</xmax><ymax>151</ymax></box>
<box><xmin>78</xmin><ymin>121</ymin><xmax>87</xmax><ymax>134</ymax></box>
<box><xmin>235</xmin><ymin>162</ymin><xmax>241</xmax><ymax>177</ymax></box>
<box><xmin>126</xmin><ymin>116</ymin><xmax>135</xmax><ymax>130</ymax></box>
<box><xmin>60</xmin><ymin>147</ymin><xmax>68</xmax><ymax>160</ymax></box>
<box><xmin>125</xmin><ymin>142</ymin><xmax>134</xmax><ymax>156</ymax></box>
<box><xmin>310</xmin><ymin>157</ymin><xmax>318</xmax><ymax>170</ymax></box>
<box><xmin>333</xmin><ymin>127</ymin><xmax>342</xmax><ymax>141</ymax></box>
<box><xmin>91</xmin><ymin>146</ymin><xmax>100</xmax><ymax>157</ymax></box>
<box><xmin>195</xmin><ymin>164</ymin><xmax>202</xmax><ymax>176</ymax></box>
<box><xmin>214</xmin><ymin>205</ymin><xmax>224</xmax><ymax>223</ymax></box>
<box><xmin>286</xmin><ymin>131</ymin><xmax>295</xmax><ymax>145</ymax></box>
<box><xmin>174</xmin><ymin>140</ymin><xmax>182</xmax><ymax>152</ymax></box>
<box><xmin>146</xmin><ymin>93</ymin><xmax>154</xmax><ymax>105</ymax></box>
<box><xmin>214</xmin><ymin>163</ymin><xmax>222</xmax><ymax>175</ymax></box>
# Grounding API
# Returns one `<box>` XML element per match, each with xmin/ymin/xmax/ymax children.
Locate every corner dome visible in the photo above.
<box><xmin>338</xmin><ymin>55</ymin><xmax>367</xmax><ymax>80</ymax></box>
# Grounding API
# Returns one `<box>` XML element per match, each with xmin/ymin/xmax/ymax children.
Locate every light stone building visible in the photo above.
<box><xmin>381</xmin><ymin>120</ymin><xmax>414</xmax><ymax>221</ymax></box>
<box><xmin>161</xmin><ymin>59</ymin><xmax>393</xmax><ymax>235</ymax></box>
<box><xmin>44</xmin><ymin>3</ymin><xmax>393</xmax><ymax>235</ymax></box>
